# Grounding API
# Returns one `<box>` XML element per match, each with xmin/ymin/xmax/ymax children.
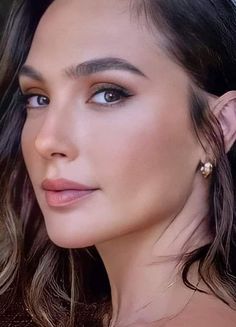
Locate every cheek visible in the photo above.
<box><xmin>21</xmin><ymin>121</ymin><xmax>40</xmax><ymax>182</ymax></box>
<box><xmin>21</xmin><ymin>124</ymin><xmax>33</xmax><ymax>168</ymax></box>
<box><xmin>88</xmin><ymin>104</ymin><xmax>199</xmax><ymax>227</ymax></box>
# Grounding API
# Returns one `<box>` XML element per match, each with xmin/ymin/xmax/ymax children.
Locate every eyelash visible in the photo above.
<box><xmin>17</xmin><ymin>84</ymin><xmax>133</xmax><ymax>110</ymax></box>
<box><xmin>89</xmin><ymin>84</ymin><xmax>133</xmax><ymax>107</ymax></box>
<box><xmin>17</xmin><ymin>93</ymin><xmax>49</xmax><ymax>108</ymax></box>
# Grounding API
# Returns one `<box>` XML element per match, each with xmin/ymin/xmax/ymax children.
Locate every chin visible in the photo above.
<box><xmin>45</xmin><ymin>228</ymin><xmax>97</xmax><ymax>249</ymax></box>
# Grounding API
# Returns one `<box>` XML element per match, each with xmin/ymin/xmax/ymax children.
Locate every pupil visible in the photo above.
<box><xmin>38</xmin><ymin>96</ymin><xmax>48</xmax><ymax>105</ymax></box>
<box><xmin>105</xmin><ymin>91</ymin><xmax>119</xmax><ymax>102</ymax></box>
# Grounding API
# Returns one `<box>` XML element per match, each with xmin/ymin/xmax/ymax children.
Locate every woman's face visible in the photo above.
<box><xmin>20</xmin><ymin>0</ymin><xmax>202</xmax><ymax>248</ymax></box>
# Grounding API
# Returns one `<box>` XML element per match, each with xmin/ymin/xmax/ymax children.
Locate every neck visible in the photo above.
<box><xmin>96</xmin><ymin>175</ymin><xmax>211</xmax><ymax>326</ymax></box>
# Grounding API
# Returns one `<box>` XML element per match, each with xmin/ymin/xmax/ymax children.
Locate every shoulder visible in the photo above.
<box><xmin>166</xmin><ymin>292</ymin><xmax>236</xmax><ymax>327</ymax></box>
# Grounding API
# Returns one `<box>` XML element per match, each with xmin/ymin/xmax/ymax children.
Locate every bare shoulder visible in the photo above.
<box><xmin>166</xmin><ymin>292</ymin><xmax>236</xmax><ymax>327</ymax></box>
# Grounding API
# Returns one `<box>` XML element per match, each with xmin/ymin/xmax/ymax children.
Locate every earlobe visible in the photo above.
<box><xmin>212</xmin><ymin>91</ymin><xmax>236</xmax><ymax>153</ymax></box>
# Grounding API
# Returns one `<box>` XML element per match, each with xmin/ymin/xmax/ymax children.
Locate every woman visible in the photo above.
<box><xmin>0</xmin><ymin>0</ymin><xmax>236</xmax><ymax>326</ymax></box>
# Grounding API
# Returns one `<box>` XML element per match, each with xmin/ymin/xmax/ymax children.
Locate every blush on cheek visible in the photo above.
<box><xmin>101</xmin><ymin>109</ymin><xmax>198</xmax><ymax>224</ymax></box>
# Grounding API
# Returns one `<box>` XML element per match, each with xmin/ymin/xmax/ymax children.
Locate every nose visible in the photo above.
<box><xmin>34</xmin><ymin>108</ymin><xmax>79</xmax><ymax>161</ymax></box>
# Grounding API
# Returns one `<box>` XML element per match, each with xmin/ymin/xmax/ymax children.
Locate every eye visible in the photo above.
<box><xmin>18</xmin><ymin>93</ymin><xmax>50</xmax><ymax>109</ymax></box>
<box><xmin>89</xmin><ymin>86</ymin><xmax>132</xmax><ymax>106</ymax></box>
<box><xmin>29</xmin><ymin>95</ymin><xmax>49</xmax><ymax>108</ymax></box>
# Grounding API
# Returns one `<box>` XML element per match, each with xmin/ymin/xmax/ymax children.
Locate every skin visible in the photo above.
<box><xmin>19</xmin><ymin>0</ymin><xmax>236</xmax><ymax>325</ymax></box>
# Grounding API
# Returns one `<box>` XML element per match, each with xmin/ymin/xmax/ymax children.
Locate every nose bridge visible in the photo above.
<box><xmin>35</xmin><ymin>103</ymin><xmax>79</xmax><ymax>160</ymax></box>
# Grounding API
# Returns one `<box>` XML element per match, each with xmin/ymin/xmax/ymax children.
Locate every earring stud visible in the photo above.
<box><xmin>200</xmin><ymin>162</ymin><xmax>213</xmax><ymax>178</ymax></box>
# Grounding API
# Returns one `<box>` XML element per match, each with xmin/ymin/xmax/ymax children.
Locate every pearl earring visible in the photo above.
<box><xmin>200</xmin><ymin>162</ymin><xmax>213</xmax><ymax>178</ymax></box>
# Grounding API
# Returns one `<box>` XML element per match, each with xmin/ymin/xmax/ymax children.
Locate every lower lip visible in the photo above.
<box><xmin>44</xmin><ymin>189</ymin><xmax>98</xmax><ymax>207</ymax></box>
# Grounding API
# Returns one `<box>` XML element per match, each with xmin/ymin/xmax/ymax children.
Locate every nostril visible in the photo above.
<box><xmin>34</xmin><ymin>131</ymin><xmax>79</xmax><ymax>161</ymax></box>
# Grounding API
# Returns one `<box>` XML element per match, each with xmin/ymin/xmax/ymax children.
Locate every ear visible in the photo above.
<box><xmin>212</xmin><ymin>91</ymin><xmax>236</xmax><ymax>153</ymax></box>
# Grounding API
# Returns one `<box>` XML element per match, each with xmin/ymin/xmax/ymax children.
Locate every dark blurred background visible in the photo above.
<box><xmin>0</xmin><ymin>0</ymin><xmax>13</xmax><ymax>37</ymax></box>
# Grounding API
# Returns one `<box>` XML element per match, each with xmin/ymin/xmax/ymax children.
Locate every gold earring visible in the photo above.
<box><xmin>200</xmin><ymin>162</ymin><xmax>213</xmax><ymax>178</ymax></box>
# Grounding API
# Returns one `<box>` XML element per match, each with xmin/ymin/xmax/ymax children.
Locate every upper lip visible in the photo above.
<box><xmin>41</xmin><ymin>178</ymin><xmax>98</xmax><ymax>191</ymax></box>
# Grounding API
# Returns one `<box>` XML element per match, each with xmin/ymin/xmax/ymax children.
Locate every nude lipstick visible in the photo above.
<box><xmin>41</xmin><ymin>178</ymin><xmax>98</xmax><ymax>207</ymax></box>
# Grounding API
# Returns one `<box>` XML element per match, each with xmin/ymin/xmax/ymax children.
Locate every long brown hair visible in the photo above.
<box><xmin>133</xmin><ymin>0</ymin><xmax>236</xmax><ymax>305</ymax></box>
<box><xmin>0</xmin><ymin>0</ymin><xmax>236</xmax><ymax>326</ymax></box>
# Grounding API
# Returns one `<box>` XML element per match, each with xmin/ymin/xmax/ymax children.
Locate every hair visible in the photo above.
<box><xmin>0</xmin><ymin>0</ymin><xmax>236</xmax><ymax>326</ymax></box>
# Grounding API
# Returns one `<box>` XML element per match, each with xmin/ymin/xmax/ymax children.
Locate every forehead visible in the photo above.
<box><xmin>26</xmin><ymin>0</ymin><xmax>161</xmax><ymax>70</ymax></box>
<box><xmin>25</xmin><ymin>0</ymin><xmax>189</xmax><ymax>89</ymax></box>
<box><xmin>37</xmin><ymin>0</ymin><xmax>133</xmax><ymax>39</ymax></box>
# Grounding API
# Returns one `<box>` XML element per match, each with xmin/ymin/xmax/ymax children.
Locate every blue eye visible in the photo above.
<box><xmin>18</xmin><ymin>93</ymin><xmax>50</xmax><ymax>109</ymax></box>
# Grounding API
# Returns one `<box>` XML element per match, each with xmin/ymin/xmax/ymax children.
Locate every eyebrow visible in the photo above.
<box><xmin>18</xmin><ymin>57</ymin><xmax>147</xmax><ymax>82</ymax></box>
<box><xmin>19</xmin><ymin>65</ymin><xmax>44</xmax><ymax>82</ymax></box>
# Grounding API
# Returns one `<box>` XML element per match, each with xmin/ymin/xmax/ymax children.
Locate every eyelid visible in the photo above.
<box><xmin>18</xmin><ymin>92</ymin><xmax>46</xmax><ymax>101</ymax></box>
<box><xmin>18</xmin><ymin>81</ymin><xmax>47</xmax><ymax>93</ymax></box>
<box><xmin>18</xmin><ymin>86</ymin><xmax>49</xmax><ymax>100</ymax></box>
<box><xmin>89</xmin><ymin>82</ymin><xmax>133</xmax><ymax>95</ymax></box>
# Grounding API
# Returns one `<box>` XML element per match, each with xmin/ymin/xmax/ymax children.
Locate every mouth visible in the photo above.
<box><xmin>41</xmin><ymin>178</ymin><xmax>99</xmax><ymax>207</ymax></box>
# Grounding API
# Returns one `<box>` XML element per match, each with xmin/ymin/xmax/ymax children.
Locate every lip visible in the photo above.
<box><xmin>42</xmin><ymin>178</ymin><xmax>98</xmax><ymax>191</ymax></box>
<box><xmin>41</xmin><ymin>178</ymin><xmax>99</xmax><ymax>207</ymax></box>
